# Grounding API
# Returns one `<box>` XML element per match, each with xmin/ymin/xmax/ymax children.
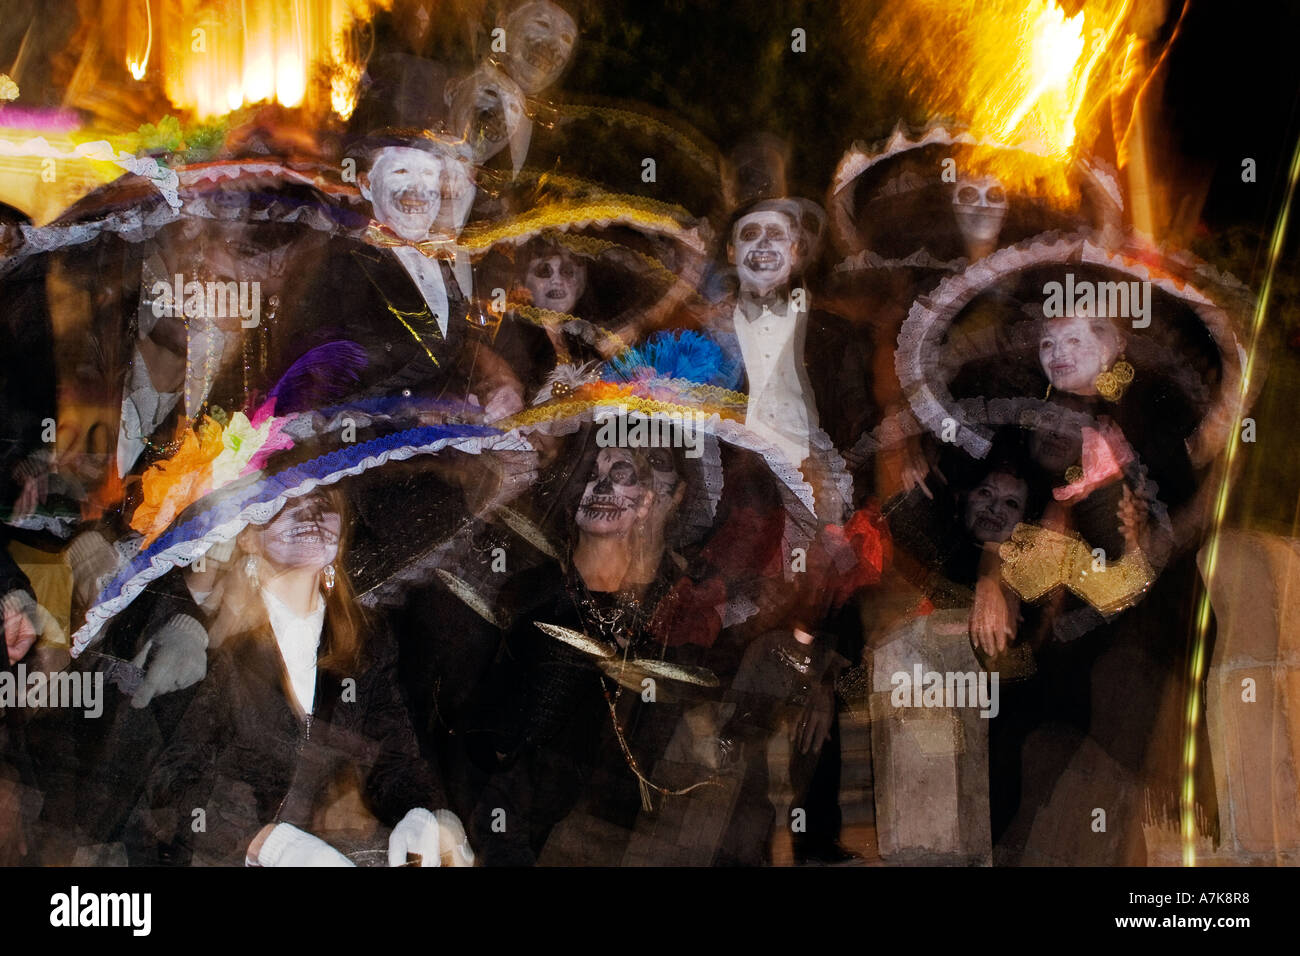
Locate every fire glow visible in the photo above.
<box><xmin>122</xmin><ymin>0</ymin><xmax>391</xmax><ymax>120</ymax></box>
<box><xmin>864</xmin><ymin>0</ymin><xmax>1134</xmax><ymax>199</ymax></box>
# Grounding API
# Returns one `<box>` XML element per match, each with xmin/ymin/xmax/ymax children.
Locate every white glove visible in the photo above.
<box><xmin>68</xmin><ymin>531</ymin><xmax>122</xmax><ymax>610</ymax></box>
<box><xmin>255</xmin><ymin>823</ymin><xmax>354</xmax><ymax>867</ymax></box>
<box><xmin>388</xmin><ymin>808</ymin><xmax>474</xmax><ymax>867</ymax></box>
<box><xmin>131</xmin><ymin>614</ymin><xmax>208</xmax><ymax>708</ymax></box>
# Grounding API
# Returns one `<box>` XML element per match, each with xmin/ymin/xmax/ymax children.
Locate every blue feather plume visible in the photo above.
<box><xmin>604</xmin><ymin>330</ymin><xmax>736</xmax><ymax>387</ymax></box>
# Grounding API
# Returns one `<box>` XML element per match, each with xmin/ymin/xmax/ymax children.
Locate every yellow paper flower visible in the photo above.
<box><xmin>210</xmin><ymin>411</ymin><xmax>274</xmax><ymax>488</ymax></box>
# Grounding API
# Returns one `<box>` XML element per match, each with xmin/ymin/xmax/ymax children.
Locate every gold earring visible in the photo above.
<box><xmin>1094</xmin><ymin>356</ymin><xmax>1134</xmax><ymax>402</ymax></box>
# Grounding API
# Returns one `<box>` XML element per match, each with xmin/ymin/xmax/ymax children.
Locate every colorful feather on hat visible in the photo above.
<box><xmin>604</xmin><ymin>330</ymin><xmax>736</xmax><ymax>387</ymax></box>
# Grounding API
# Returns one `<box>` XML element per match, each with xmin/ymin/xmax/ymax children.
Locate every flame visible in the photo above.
<box><xmin>124</xmin><ymin>0</ymin><xmax>390</xmax><ymax>120</ymax></box>
<box><xmin>125</xmin><ymin>0</ymin><xmax>152</xmax><ymax>80</ymax></box>
<box><xmin>864</xmin><ymin>0</ymin><xmax>1134</xmax><ymax>200</ymax></box>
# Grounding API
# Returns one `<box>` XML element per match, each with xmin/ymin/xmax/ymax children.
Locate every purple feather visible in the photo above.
<box><xmin>268</xmin><ymin>341</ymin><xmax>369</xmax><ymax>414</ymax></box>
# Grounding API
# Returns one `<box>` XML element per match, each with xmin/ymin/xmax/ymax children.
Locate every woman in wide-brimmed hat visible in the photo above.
<box><xmin>68</xmin><ymin>374</ymin><xmax>524</xmax><ymax>865</ymax></box>
<box><xmin>893</xmin><ymin>232</ymin><xmax>1252</xmax><ymax>863</ymax></box>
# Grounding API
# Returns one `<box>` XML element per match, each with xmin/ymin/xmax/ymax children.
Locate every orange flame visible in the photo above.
<box><xmin>866</xmin><ymin>0</ymin><xmax>1134</xmax><ymax>200</ymax></box>
<box><xmin>126</xmin><ymin>0</ymin><xmax>390</xmax><ymax>120</ymax></box>
<box><xmin>125</xmin><ymin>0</ymin><xmax>152</xmax><ymax>80</ymax></box>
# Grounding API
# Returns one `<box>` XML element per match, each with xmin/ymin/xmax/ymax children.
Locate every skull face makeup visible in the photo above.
<box><xmin>255</xmin><ymin>492</ymin><xmax>343</xmax><ymax>573</ymax></box>
<box><xmin>1039</xmin><ymin>315</ymin><xmax>1122</xmax><ymax>396</ymax></box>
<box><xmin>576</xmin><ymin>448</ymin><xmax>652</xmax><ymax>537</ymax></box>
<box><xmin>963</xmin><ymin>471</ymin><xmax>1028</xmax><ymax>544</ymax></box>
<box><xmin>952</xmin><ymin>175</ymin><xmax>1008</xmax><ymax>253</ymax></box>
<box><xmin>730</xmin><ymin>209</ymin><xmax>799</xmax><ymax>298</ymax></box>
<box><xmin>363</xmin><ymin>147</ymin><xmax>444</xmax><ymax>241</ymax></box>
<box><xmin>448</xmin><ymin>64</ymin><xmax>531</xmax><ymax>169</ymax></box>
<box><xmin>524</xmin><ymin>251</ymin><xmax>587</xmax><ymax>314</ymax></box>
<box><xmin>500</xmin><ymin>0</ymin><xmax>578</xmax><ymax>94</ymax></box>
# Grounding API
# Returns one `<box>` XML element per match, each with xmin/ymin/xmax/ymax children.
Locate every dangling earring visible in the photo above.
<box><xmin>1094</xmin><ymin>355</ymin><xmax>1135</xmax><ymax>403</ymax></box>
<box><xmin>244</xmin><ymin>555</ymin><xmax>261</xmax><ymax>590</ymax></box>
<box><xmin>322</xmin><ymin>565</ymin><xmax>336</xmax><ymax>591</ymax></box>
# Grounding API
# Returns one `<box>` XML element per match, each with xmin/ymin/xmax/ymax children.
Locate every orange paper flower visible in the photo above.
<box><xmin>130</xmin><ymin>417</ymin><xmax>224</xmax><ymax>546</ymax></box>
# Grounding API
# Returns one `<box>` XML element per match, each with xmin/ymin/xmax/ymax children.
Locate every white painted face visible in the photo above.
<box><xmin>963</xmin><ymin>471</ymin><xmax>1028</xmax><ymax>544</ymax></box>
<box><xmin>524</xmin><ymin>251</ymin><xmax>586</xmax><ymax>314</ymax></box>
<box><xmin>1039</xmin><ymin>315</ymin><xmax>1120</xmax><ymax>395</ymax></box>
<box><xmin>256</xmin><ymin>493</ymin><xmax>342</xmax><ymax>573</ymax></box>
<box><xmin>501</xmin><ymin>1</ymin><xmax>577</xmax><ymax>94</ymax></box>
<box><xmin>952</xmin><ymin>175</ymin><xmax>1008</xmax><ymax>248</ymax></box>
<box><xmin>364</xmin><ymin>147</ymin><xmax>444</xmax><ymax>241</ymax></box>
<box><xmin>576</xmin><ymin>448</ymin><xmax>651</xmax><ymax>537</ymax></box>
<box><xmin>449</xmin><ymin>65</ymin><xmax>528</xmax><ymax>164</ymax></box>
<box><xmin>434</xmin><ymin>152</ymin><xmax>477</xmax><ymax>236</ymax></box>
<box><xmin>730</xmin><ymin>210</ymin><xmax>798</xmax><ymax>297</ymax></box>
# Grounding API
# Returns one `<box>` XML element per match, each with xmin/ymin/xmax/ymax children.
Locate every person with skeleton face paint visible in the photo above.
<box><xmin>467</xmin><ymin>435</ymin><xmax>696</xmax><ymax>864</ymax></box>
<box><xmin>697</xmin><ymin>182</ymin><xmax>879</xmax><ymax>866</ymax></box>
<box><xmin>494</xmin><ymin>0</ymin><xmax>578</xmax><ymax>96</ymax></box>
<box><xmin>703</xmin><ymin>196</ymin><xmax>876</xmax><ymax>505</ymax></box>
<box><xmin>447</xmin><ymin>64</ymin><xmax>533</xmax><ymax>174</ymax></box>
<box><xmin>280</xmin><ymin>133</ymin><xmax>523</xmax><ymax>422</ymax></box>
<box><xmin>952</xmin><ymin>174</ymin><xmax>1009</xmax><ymax>261</ymax></box>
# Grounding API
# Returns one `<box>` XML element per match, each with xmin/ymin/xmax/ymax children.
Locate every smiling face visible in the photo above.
<box><xmin>730</xmin><ymin>209</ymin><xmax>798</xmax><ymax>297</ymax></box>
<box><xmin>255</xmin><ymin>493</ymin><xmax>342</xmax><ymax>573</ymax></box>
<box><xmin>524</xmin><ymin>250</ymin><xmax>587</xmax><ymax>314</ymax></box>
<box><xmin>364</xmin><ymin>147</ymin><xmax>444</xmax><ymax>241</ymax></box>
<box><xmin>502</xmin><ymin>1</ymin><xmax>577</xmax><ymax>94</ymax></box>
<box><xmin>576</xmin><ymin>448</ymin><xmax>652</xmax><ymax>537</ymax></box>
<box><xmin>450</xmin><ymin>66</ymin><xmax>527</xmax><ymax>164</ymax></box>
<box><xmin>1039</xmin><ymin>315</ymin><xmax>1121</xmax><ymax>395</ymax></box>
<box><xmin>963</xmin><ymin>471</ymin><xmax>1028</xmax><ymax>544</ymax></box>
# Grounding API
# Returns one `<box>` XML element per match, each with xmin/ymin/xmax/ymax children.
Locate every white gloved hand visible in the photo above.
<box><xmin>388</xmin><ymin>808</ymin><xmax>474</xmax><ymax>867</ymax></box>
<box><xmin>68</xmin><ymin>531</ymin><xmax>122</xmax><ymax>610</ymax></box>
<box><xmin>435</xmin><ymin>809</ymin><xmax>474</xmax><ymax>867</ymax></box>
<box><xmin>131</xmin><ymin>614</ymin><xmax>208</xmax><ymax>708</ymax></box>
<box><xmin>256</xmin><ymin>823</ymin><xmax>354</xmax><ymax>867</ymax></box>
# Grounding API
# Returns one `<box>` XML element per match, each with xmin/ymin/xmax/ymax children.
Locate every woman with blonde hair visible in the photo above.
<box><xmin>128</xmin><ymin>480</ymin><xmax>474</xmax><ymax>867</ymax></box>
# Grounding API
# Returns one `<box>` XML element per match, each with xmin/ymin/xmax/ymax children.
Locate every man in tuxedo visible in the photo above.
<box><xmin>703</xmin><ymin>195</ymin><xmax>877</xmax><ymax>865</ymax></box>
<box><xmin>281</xmin><ymin>134</ymin><xmax>521</xmax><ymax>420</ymax></box>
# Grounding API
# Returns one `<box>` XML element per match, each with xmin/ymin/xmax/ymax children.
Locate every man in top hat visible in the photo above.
<box><xmin>704</xmin><ymin>194</ymin><xmax>875</xmax><ymax>504</ymax></box>
<box><xmin>700</xmin><ymin>153</ymin><xmax>879</xmax><ymax>865</ymax></box>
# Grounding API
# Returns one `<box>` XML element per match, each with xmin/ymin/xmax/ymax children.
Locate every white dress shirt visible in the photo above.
<box><xmin>262</xmin><ymin>588</ymin><xmax>325</xmax><ymax>715</ymax></box>
<box><xmin>391</xmin><ymin>246</ymin><xmax>451</xmax><ymax>339</ymax></box>
<box><xmin>732</xmin><ymin>300</ymin><xmax>817</xmax><ymax>467</ymax></box>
